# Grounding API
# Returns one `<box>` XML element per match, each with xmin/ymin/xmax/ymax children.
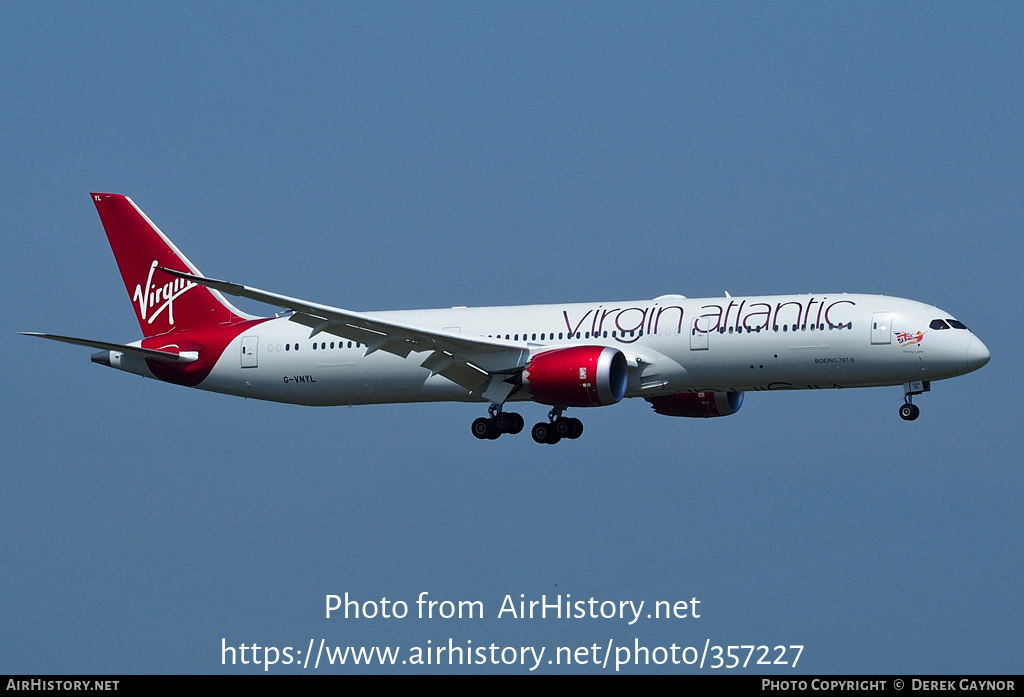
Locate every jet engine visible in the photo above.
<box><xmin>523</xmin><ymin>346</ymin><xmax>628</xmax><ymax>407</ymax></box>
<box><xmin>646</xmin><ymin>391</ymin><xmax>744</xmax><ymax>418</ymax></box>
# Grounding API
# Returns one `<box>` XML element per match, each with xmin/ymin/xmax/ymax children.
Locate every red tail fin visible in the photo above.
<box><xmin>91</xmin><ymin>193</ymin><xmax>250</xmax><ymax>337</ymax></box>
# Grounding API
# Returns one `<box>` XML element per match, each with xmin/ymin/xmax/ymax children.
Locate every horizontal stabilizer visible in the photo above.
<box><xmin>20</xmin><ymin>332</ymin><xmax>199</xmax><ymax>363</ymax></box>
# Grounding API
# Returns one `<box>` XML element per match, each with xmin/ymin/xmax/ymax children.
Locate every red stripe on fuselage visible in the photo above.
<box><xmin>141</xmin><ymin>318</ymin><xmax>271</xmax><ymax>387</ymax></box>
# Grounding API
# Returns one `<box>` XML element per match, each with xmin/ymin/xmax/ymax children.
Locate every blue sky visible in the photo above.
<box><xmin>2</xmin><ymin>3</ymin><xmax>1022</xmax><ymax>674</ymax></box>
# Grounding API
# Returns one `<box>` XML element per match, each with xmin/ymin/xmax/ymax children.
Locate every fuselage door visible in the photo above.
<box><xmin>690</xmin><ymin>316</ymin><xmax>711</xmax><ymax>350</ymax></box>
<box><xmin>241</xmin><ymin>335</ymin><xmax>259</xmax><ymax>368</ymax></box>
<box><xmin>871</xmin><ymin>312</ymin><xmax>893</xmax><ymax>345</ymax></box>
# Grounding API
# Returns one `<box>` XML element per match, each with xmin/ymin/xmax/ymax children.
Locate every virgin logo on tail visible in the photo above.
<box><xmin>133</xmin><ymin>260</ymin><xmax>197</xmax><ymax>326</ymax></box>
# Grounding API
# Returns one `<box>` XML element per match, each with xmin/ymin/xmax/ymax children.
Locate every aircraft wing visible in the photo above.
<box><xmin>159</xmin><ymin>269</ymin><xmax>529</xmax><ymax>401</ymax></box>
<box><xmin>21</xmin><ymin>332</ymin><xmax>199</xmax><ymax>363</ymax></box>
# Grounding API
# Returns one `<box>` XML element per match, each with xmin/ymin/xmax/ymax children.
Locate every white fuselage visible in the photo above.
<box><xmin>30</xmin><ymin>193</ymin><xmax>990</xmax><ymax>442</ymax></box>
<box><xmin>109</xmin><ymin>292</ymin><xmax>988</xmax><ymax>408</ymax></box>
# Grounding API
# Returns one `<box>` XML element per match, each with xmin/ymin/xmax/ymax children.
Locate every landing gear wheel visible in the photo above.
<box><xmin>898</xmin><ymin>403</ymin><xmax>920</xmax><ymax>421</ymax></box>
<box><xmin>472</xmin><ymin>417</ymin><xmax>497</xmax><ymax>439</ymax></box>
<box><xmin>494</xmin><ymin>413</ymin><xmax>513</xmax><ymax>433</ymax></box>
<box><xmin>494</xmin><ymin>412</ymin><xmax>524</xmax><ymax>434</ymax></box>
<box><xmin>508</xmin><ymin>412</ymin><xmax>525</xmax><ymax>434</ymax></box>
<box><xmin>554</xmin><ymin>418</ymin><xmax>573</xmax><ymax>438</ymax></box>
<box><xmin>549</xmin><ymin>416</ymin><xmax>583</xmax><ymax>440</ymax></box>
<box><xmin>565</xmin><ymin>417</ymin><xmax>583</xmax><ymax>439</ymax></box>
<box><xmin>532</xmin><ymin>422</ymin><xmax>561</xmax><ymax>445</ymax></box>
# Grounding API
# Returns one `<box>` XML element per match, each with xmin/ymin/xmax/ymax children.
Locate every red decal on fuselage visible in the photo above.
<box><xmin>142</xmin><ymin>318</ymin><xmax>270</xmax><ymax>387</ymax></box>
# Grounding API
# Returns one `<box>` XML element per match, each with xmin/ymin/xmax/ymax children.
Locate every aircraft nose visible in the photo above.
<box><xmin>966</xmin><ymin>335</ymin><xmax>991</xmax><ymax>372</ymax></box>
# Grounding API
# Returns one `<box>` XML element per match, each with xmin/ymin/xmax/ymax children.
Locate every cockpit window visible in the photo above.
<box><xmin>947</xmin><ymin>319</ymin><xmax>968</xmax><ymax>330</ymax></box>
<box><xmin>929</xmin><ymin>319</ymin><xmax>950</xmax><ymax>330</ymax></box>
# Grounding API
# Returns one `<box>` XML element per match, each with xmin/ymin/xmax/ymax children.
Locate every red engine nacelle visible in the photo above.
<box><xmin>523</xmin><ymin>346</ymin><xmax>628</xmax><ymax>407</ymax></box>
<box><xmin>646</xmin><ymin>391</ymin><xmax>744</xmax><ymax>418</ymax></box>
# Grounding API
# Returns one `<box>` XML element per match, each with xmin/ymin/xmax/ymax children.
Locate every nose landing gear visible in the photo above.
<box><xmin>899</xmin><ymin>380</ymin><xmax>929</xmax><ymax>421</ymax></box>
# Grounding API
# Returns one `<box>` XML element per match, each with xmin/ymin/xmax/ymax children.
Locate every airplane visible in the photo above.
<box><xmin>24</xmin><ymin>193</ymin><xmax>991</xmax><ymax>444</ymax></box>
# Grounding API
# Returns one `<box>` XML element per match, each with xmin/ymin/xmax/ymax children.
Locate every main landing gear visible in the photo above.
<box><xmin>899</xmin><ymin>380</ymin><xmax>929</xmax><ymax>421</ymax></box>
<box><xmin>531</xmin><ymin>407</ymin><xmax>583</xmax><ymax>445</ymax></box>
<box><xmin>471</xmin><ymin>405</ymin><xmax>583</xmax><ymax>444</ymax></box>
<box><xmin>471</xmin><ymin>403</ymin><xmax>525</xmax><ymax>440</ymax></box>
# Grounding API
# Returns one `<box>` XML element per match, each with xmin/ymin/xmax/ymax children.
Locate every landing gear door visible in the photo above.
<box><xmin>871</xmin><ymin>312</ymin><xmax>893</xmax><ymax>345</ymax></box>
<box><xmin>241</xmin><ymin>335</ymin><xmax>259</xmax><ymax>368</ymax></box>
<box><xmin>690</xmin><ymin>316</ymin><xmax>711</xmax><ymax>350</ymax></box>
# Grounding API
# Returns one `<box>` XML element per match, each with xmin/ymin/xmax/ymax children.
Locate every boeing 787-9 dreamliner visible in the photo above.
<box><xmin>25</xmin><ymin>194</ymin><xmax>991</xmax><ymax>444</ymax></box>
